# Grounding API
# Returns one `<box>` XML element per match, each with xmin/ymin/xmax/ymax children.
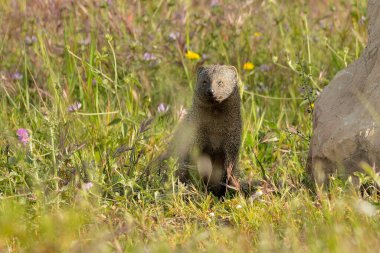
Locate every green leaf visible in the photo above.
<box><xmin>108</xmin><ymin>118</ymin><xmax>122</xmax><ymax>126</ymax></box>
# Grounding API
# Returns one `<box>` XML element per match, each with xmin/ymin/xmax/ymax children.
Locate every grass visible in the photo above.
<box><xmin>0</xmin><ymin>0</ymin><xmax>379</xmax><ymax>252</ymax></box>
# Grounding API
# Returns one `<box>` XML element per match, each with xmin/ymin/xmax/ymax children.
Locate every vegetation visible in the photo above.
<box><xmin>0</xmin><ymin>0</ymin><xmax>378</xmax><ymax>252</ymax></box>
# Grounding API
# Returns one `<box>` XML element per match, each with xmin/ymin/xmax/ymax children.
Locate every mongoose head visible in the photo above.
<box><xmin>195</xmin><ymin>65</ymin><xmax>239</xmax><ymax>104</ymax></box>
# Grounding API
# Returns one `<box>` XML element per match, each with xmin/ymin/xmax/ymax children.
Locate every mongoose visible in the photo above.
<box><xmin>165</xmin><ymin>65</ymin><xmax>242</xmax><ymax>197</ymax></box>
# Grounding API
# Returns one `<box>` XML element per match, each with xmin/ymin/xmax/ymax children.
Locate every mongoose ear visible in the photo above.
<box><xmin>226</xmin><ymin>65</ymin><xmax>238</xmax><ymax>74</ymax></box>
<box><xmin>197</xmin><ymin>66</ymin><xmax>205</xmax><ymax>76</ymax></box>
<box><xmin>226</xmin><ymin>65</ymin><xmax>238</xmax><ymax>80</ymax></box>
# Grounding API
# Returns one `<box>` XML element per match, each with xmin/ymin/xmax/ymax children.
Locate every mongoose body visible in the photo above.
<box><xmin>167</xmin><ymin>65</ymin><xmax>242</xmax><ymax>197</ymax></box>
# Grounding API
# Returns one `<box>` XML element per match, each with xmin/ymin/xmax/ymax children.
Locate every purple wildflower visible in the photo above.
<box><xmin>16</xmin><ymin>128</ymin><xmax>29</xmax><ymax>144</ymax></box>
<box><xmin>201</xmin><ymin>53</ymin><xmax>209</xmax><ymax>60</ymax></box>
<box><xmin>68</xmin><ymin>101</ymin><xmax>82</xmax><ymax>112</ymax></box>
<box><xmin>82</xmin><ymin>182</ymin><xmax>94</xmax><ymax>190</ymax></box>
<box><xmin>211</xmin><ymin>0</ymin><xmax>219</xmax><ymax>7</ymax></box>
<box><xmin>12</xmin><ymin>72</ymin><xmax>23</xmax><ymax>80</ymax></box>
<box><xmin>143</xmin><ymin>52</ymin><xmax>157</xmax><ymax>61</ymax></box>
<box><xmin>259</xmin><ymin>64</ymin><xmax>272</xmax><ymax>72</ymax></box>
<box><xmin>25</xmin><ymin>35</ymin><xmax>37</xmax><ymax>45</ymax></box>
<box><xmin>79</xmin><ymin>36</ymin><xmax>91</xmax><ymax>46</ymax></box>
<box><xmin>157</xmin><ymin>103</ymin><xmax>169</xmax><ymax>114</ymax></box>
<box><xmin>168</xmin><ymin>32</ymin><xmax>180</xmax><ymax>41</ymax></box>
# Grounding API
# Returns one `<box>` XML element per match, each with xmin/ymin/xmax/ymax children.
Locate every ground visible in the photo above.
<box><xmin>0</xmin><ymin>0</ymin><xmax>379</xmax><ymax>252</ymax></box>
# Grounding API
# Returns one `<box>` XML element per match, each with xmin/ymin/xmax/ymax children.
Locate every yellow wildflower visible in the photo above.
<box><xmin>308</xmin><ymin>103</ymin><xmax>315</xmax><ymax>113</ymax></box>
<box><xmin>254</xmin><ymin>32</ymin><xmax>262</xmax><ymax>37</ymax></box>
<box><xmin>243</xmin><ymin>62</ymin><xmax>255</xmax><ymax>71</ymax></box>
<box><xmin>185</xmin><ymin>50</ymin><xmax>201</xmax><ymax>60</ymax></box>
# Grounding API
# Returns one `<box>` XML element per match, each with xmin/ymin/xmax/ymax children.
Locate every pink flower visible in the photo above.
<box><xmin>16</xmin><ymin>128</ymin><xmax>29</xmax><ymax>144</ymax></box>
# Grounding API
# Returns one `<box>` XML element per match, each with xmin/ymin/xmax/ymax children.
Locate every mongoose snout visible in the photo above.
<box><xmin>207</xmin><ymin>88</ymin><xmax>214</xmax><ymax>98</ymax></box>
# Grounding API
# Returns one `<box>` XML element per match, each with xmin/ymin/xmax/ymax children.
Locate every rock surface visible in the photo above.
<box><xmin>307</xmin><ymin>0</ymin><xmax>380</xmax><ymax>184</ymax></box>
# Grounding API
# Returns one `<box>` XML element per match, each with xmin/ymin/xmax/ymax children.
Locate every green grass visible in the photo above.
<box><xmin>0</xmin><ymin>0</ymin><xmax>379</xmax><ymax>252</ymax></box>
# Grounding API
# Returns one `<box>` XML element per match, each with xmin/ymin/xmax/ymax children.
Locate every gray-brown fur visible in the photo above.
<box><xmin>166</xmin><ymin>65</ymin><xmax>242</xmax><ymax>197</ymax></box>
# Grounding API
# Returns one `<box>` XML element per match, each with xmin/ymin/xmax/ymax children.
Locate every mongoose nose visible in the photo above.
<box><xmin>207</xmin><ymin>88</ymin><xmax>214</xmax><ymax>97</ymax></box>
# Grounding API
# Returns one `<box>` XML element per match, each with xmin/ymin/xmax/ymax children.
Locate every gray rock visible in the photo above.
<box><xmin>307</xmin><ymin>0</ymin><xmax>380</xmax><ymax>184</ymax></box>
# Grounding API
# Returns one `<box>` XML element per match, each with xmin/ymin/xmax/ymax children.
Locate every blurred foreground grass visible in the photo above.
<box><xmin>1</xmin><ymin>0</ymin><xmax>379</xmax><ymax>252</ymax></box>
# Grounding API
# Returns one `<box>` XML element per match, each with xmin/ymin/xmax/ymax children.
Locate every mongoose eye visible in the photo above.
<box><xmin>202</xmin><ymin>81</ymin><xmax>208</xmax><ymax>86</ymax></box>
<box><xmin>217</xmin><ymin>81</ymin><xmax>224</xmax><ymax>87</ymax></box>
